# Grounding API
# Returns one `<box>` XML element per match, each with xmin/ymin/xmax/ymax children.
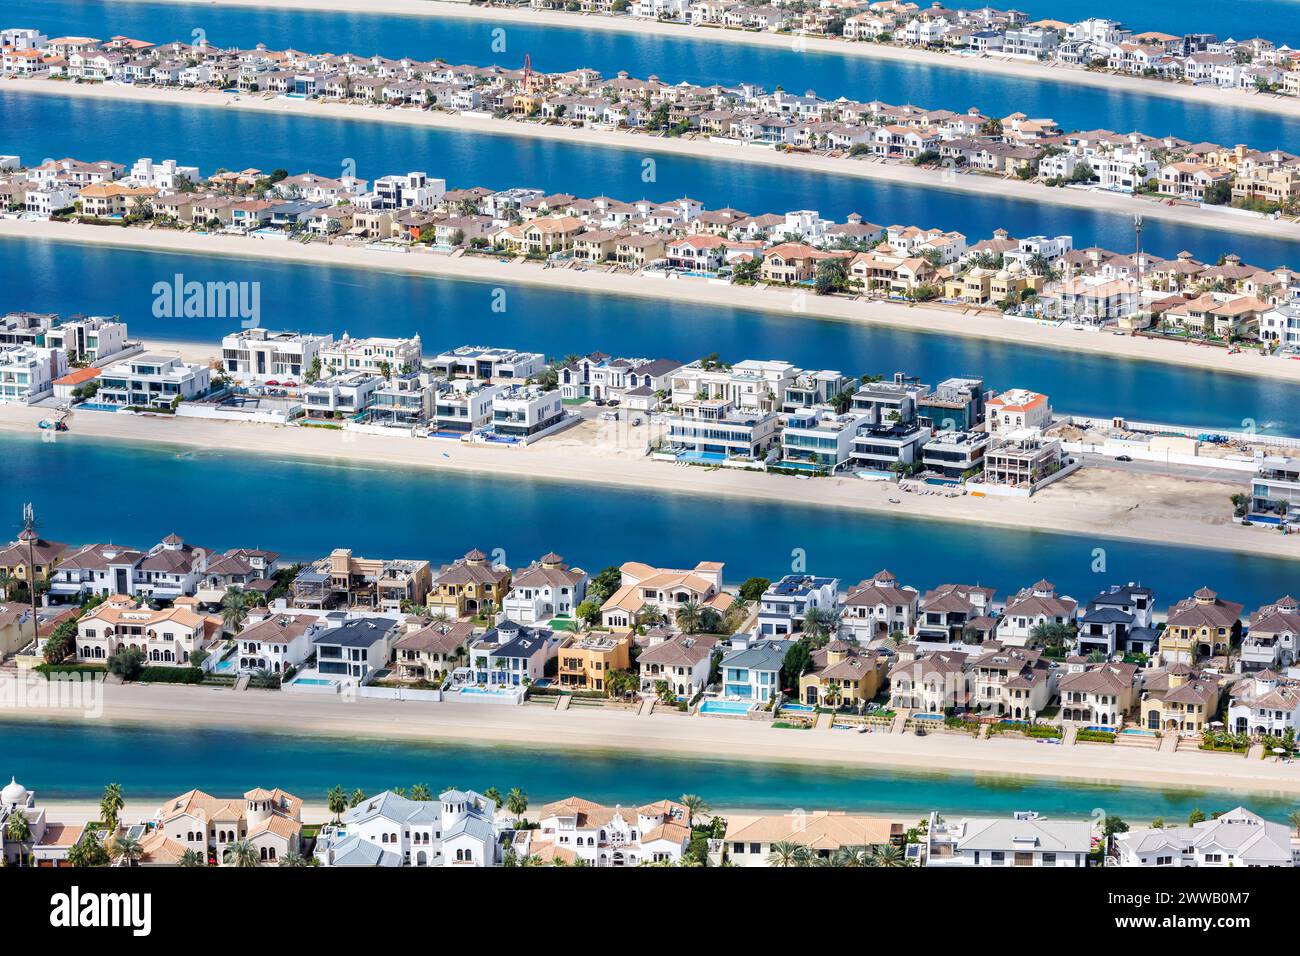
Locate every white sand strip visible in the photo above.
<box><xmin>0</xmin><ymin>393</ymin><xmax>1292</xmax><ymax>561</ymax></box>
<box><xmin>7</xmin><ymin>680</ymin><xmax>1300</xmax><ymax>798</ymax></box>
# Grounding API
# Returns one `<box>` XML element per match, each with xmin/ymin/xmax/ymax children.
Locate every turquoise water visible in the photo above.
<box><xmin>3</xmin><ymin>431</ymin><xmax>1298</xmax><ymax>605</ymax></box>
<box><xmin>3</xmin><ymin>240</ymin><xmax>1298</xmax><ymax>433</ymax></box>
<box><xmin>10</xmin><ymin>0</ymin><xmax>1295</xmax><ymax>149</ymax></box>
<box><xmin>6</xmin><ymin>91</ymin><xmax>1285</xmax><ymax>266</ymax></box>
<box><xmin>2</xmin><ymin>719</ymin><xmax>1290</xmax><ymax>821</ymax></box>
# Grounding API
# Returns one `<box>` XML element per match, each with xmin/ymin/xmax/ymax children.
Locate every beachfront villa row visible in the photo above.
<box><xmin>95</xmin><ymin>353</ymin><xmax>211</xmax><ymax>409</ymax></box>
<box><xmin>292</xmin><ymin>549</ymin><xmax>432</xmax><ymax>612</ymax></box>
<box><xmin>840</xmin><ymin>570</ymin><xmax>920</xmax><ymax>642</ymax></box>
<box><xmin>74</xmin><ymin>594</ymin><xmax>210</xmax><ymax>666</ymax></box>
<box><xmin>221</xmin><ymin>328</ymin><xmax>333</xmax><ymax>383</ymax></box>
<box><xmin>598</xmin><ymin>560</ymin><xmax>732</xmax><ymax>630</ymax></box>
<box><xmin>518</xmin><ymin>797</ymin><xmax>692</xmax><ymax>867</ymax></box>
<box><xmin>0</xmin><ymin>343</ymin><xmax>66</xmax><ymax>404</ymax></box>
<box><xmin>501</xmin><ymin>553</ymin><xmax>586</xmax><ymax>624</ymax></box>
<box><xmin>756</xmin><ymin>574</ymin><xmax>840</xmax><ymax>637</ymax></box>
<box><xmin>315</xmin><ymin>788</ymin><xmax>497</xmax><ymax>867</ymax></box>
<box><xmin>464</xmin><ymin>620</ymin><xmax>559</xmax><ymax>687</ymax></box>
<box><xmin>924</xmin><ymin>812</ymin><xmax>1091</xmax><ymax>867</ymax></box>
<box><xmin>637</xmin><ymin>630</ymin><xmax>719</xmax><ymax>699</ymax></box>
<box><xmin>319</xmin><ymin>333</ymin><xmax>422</xmax><ymax>378</ymax></box>
<box><xmin>556</xmin><ymin>631</ymin><xmax>632</xmax><ymax>692</ymax></box>
<box><xmin>719</xmin><ymin>640</ymin><xmax>788</xmax><ymax>703</ymax></box>
<box><xmin>0</xmin><ymin>777</ymin><xmax>83</xmax><ymax>867</ymax></box>
<box><xmin>137</xmin><ymin>787</ymin><xmax>303</xmax><ymax>867</ymax></box>
<box><xmin>45</xmin><ymin>534</ymin><xmax>279</xmax><ymax>603</ymax></box>
<box><xmin>17</xmin><ymin>25</ymin><xmax>1300</xmax><ymax>210</ymax></box>
<box><xmin>0</xmin><ymin>311</ymin><xmax>129</xmax><ymax>365</ymax></box>
<box><xmin>1113</xmin><ymin>808</ymin><xmax>1299</xmax><ymax>868</ymax></box>
<box><xmin>15</xmin><ymin>159</ymin><xmax>1300</xmax><ymax>329</ymax></box>
<box><xmin>313</xmin><ymin>617</ymin><xmax>402</xmax><ymax>682</ymax></box>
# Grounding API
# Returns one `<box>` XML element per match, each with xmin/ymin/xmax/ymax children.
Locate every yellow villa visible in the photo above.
<box><xmin>427</xmin><ymin>548</ymin><xmax>512</xmax><ymax>618</ymax></box>
<box><xmin>1141</xmin><ymin>664</ymin><xmax>1222</xmax><ymax>734</ymax></box>
<box><xmin>556</xmin><ymin>630</ymin><xmax>632</xmax><ymax>692</ymax></box>
<box><xmin>798</xmin><ymin>641</ymin><xmax>888</xmax><ymax>708</ymax></box>
<box><xmin>1158</xmin><ymin>587</ymin><xmax>1243</xmax><ymax>665</ymax></box>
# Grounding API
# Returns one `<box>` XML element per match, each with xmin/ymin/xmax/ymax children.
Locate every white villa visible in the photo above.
<box><xmin>500</xmin><ymin>552</ymin><xmax>586</xmax><ymax>624</ymax></box>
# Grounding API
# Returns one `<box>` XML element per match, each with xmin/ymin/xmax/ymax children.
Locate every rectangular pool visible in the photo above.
<box><xmin>700</xmin><ymin>699</ymin><xmax>754</xmax><ymax>716</ymax></box>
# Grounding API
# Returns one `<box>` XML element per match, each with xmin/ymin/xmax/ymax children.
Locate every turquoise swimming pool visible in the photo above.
<box><xmin>700</xmin><ymin>699</ymin><xmax>754</xmax><ymax>716</ymax></box>
<box><xmin>293</xmin><ymin>678</ymin><xmax>335</xmax><ymax>686</ymax></box>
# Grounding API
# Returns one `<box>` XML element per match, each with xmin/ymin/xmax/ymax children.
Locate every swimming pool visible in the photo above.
<box><xmin>212</xmin><ymin>657</ymin><xmax>237</xmax><ymax>673</ymax></box>
<box><xmin>1119</xmin><ymin>728</ymin><xmax>1157</xmax><ymax>736</ymax></box>
<box><xmin>459</xmin><ymin>686</ymin><xmax>516</xmax><ymax>697</ymax></box>
<box><xmin>780</xmin><ymin>703</ymin><xmax>815</xmax><ymax>713</ymax></box>
<box><xmin>700</xmin><ymin>699</ymin><xmax>754</xmax><ymax>716</ymax></box>
<box><xmin>677</xmin><ymin>450</ymin><xmax>727</xmax><ymax>464</ymax></box>
<box><xmin>293</xmin><ymin>678</ymin><xmax>335</xmax><ymax>686</ymax></box>
<box><xmin>912</xmin><ymin>712</ymin><xmax>944</xmax><ymax>720</ymax></box>
<box><xmin>1084</xmin><ymin>725</ymin><xmax>1118</xmax><ymax>733</ymax></box>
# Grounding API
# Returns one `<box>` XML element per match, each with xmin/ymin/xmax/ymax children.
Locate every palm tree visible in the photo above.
<box><xmin>1289</xmin><ymin>809</ymin><xmax>1300</xmax><ymax>837</ymax></box>
<box><xmin>178</xmin><ymin>848</ymin><xmax>206</xmax><ymax>867</ymax></box>
<box><xmin>676</xmin><ymin>600</ymin><xmax>702</xmax><ymax>634</ymax></box>
<box><xmin>679</xmin><ymin>793</ymin><xmax>709</xmax><ymax>829</ymax></box>
<box><xmin>505</xmin><ymin>787</ymin><xmax>528</xmax><ymax>818</ymax></box>
<box><xmin>223</xmin><ymin>840</ymin><xmax>260</xmax><ymax>867</ymax></box>
<box><xmin>349</xmin><ymin>788</ymin><xmax>365</xmax><ymax>808</ymax></box>
<box><xmin>803</xmin><ymin>606</ymin><xmax>840</xmax><ymax>642</ymax></box>
<box><xmin>220</xmin><ymin>587</ymin><xmax>250</xmax><ymax>633</ymax></box>
<box><xmin>278</xmin><ymin>850</ymin><xmax>311</xmax><ymax>867</ymax></box>
<box><xmin>326</xmin><ymin>785</ymin><xmax>348</xmax><ymax>822</ymax></box>
<box><xmin>766</xmin><ymin>840</ymin><xmax>810</xmax><ymax>867</ymax></box>
<box><xmin>865</xmin><ymin>843</ymin><xmax>910</xmax><ymax>867</ymax></box>
<box><xmin>110</xmin><ymin>834</ymin><xmax>143</xmax><ymax>866</ymax></box>
<box><xmin>484</xmin><ymin>786</ymin><xmax>503</xmax><ymax>808</ymax></box>
<box><xmin>4</xmin><ymin>810</ymin><xmax>30</xmax><ymax>864</ymax></box>
<box><xmin>99</xmin><ymin>782</ymin><xmax>125</xmax><ymax>831</ymax></box>
<box><xmin>409</xmin><ymin>783</ymin><xmax>432</xmax><ymax>801</ymax></box>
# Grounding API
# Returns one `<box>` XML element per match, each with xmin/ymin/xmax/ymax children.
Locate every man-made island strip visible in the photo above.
<box><xmin>5</xmin><ymin>78</ymin><xmax>1298</xmax><ymax>242</ymax></box>
<box><xmin>0</xmin><ymin>399</ymin><xmax>1291</xmax><ymax>562</ymax></box>
<box><xmin>4</xmin><ymin>218</ymin><xmax>1298</xmax><ymax>386</ymax></box>
<box><xmin>128</xmin><ymin>0</ymin><xmax>1300</xmax><ymax>121</ymax></box>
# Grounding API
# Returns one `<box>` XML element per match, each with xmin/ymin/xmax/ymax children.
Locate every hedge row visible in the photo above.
<box><xmin>137</xmin><ymin>666</ymin><xmax>204</xmax><ymax>684</ymax></box>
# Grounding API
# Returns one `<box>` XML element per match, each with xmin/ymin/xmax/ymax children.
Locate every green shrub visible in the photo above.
<box><xmin>32</xmin><ymin>662</ymin><xmax>106</xmax><ymax>679</ymax></box>
<box><xmin>138</xmin><ymin>666</ymin><xmax>204</xmax><ymax>684</ymax></box>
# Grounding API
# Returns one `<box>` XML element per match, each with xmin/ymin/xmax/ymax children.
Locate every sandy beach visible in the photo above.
<box><xmin>6</xmin><ymin>679</ymin><xmax>1300</xmax><ymax>799</ymax></box>
<box><xmin>4</xmin><ymin>218</ymin><xmax>1297</xmax><ymax>386</ymax></box>
<box><xmin>0</xmin><ymin>388</ymin><xmax>1293</xmax><ymax>561</ymax></box>
<box><xmin>6</xmin><ymin>77</ymin><xmax>1299</xmax><ymax>243</ymax></box>
<box><xmin>126</xmin><ymin>0</ymin><xmax>1300</xmax><ymax>121</ymax></box>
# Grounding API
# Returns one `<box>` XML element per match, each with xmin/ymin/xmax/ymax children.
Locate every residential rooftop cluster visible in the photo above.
<box><xmin>4</xmin><ymin>23</ymin><xmax>1300</xmax><ymax>216</ymax></box>
<box><xmin>530</xmin><ymin>0</ymin><xmax>1300</xmax><ymax>95</ymax></box>
<box><xmin>6</xmin><ymin>520</ymin><xmax>1300</xmax><ymax>743</ymax></box>
<box><xmin>12</xmin><ymin>774</ymin><xmax>1288</xmax><ymax>868</ymax></box>
<box><xmin>7</xmin><ymin>153</ymin><xmax>1300</xmax><ymax>340</ymax></box>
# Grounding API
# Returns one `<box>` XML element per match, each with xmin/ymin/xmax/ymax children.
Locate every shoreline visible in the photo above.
<box><xmin>122</xmin><ymin>0</ymin><xmax>1300</xmax><ymax>121</ymax></box>
<box><xmin>3</xmin><ymin>219</ymin><xmax>1298</xmax><ymax>387</ymax></box>
<box><xmin>0</xmin><ymin>389</ymin><xmax>1295</xmax><ymax>562</ymax></box>
<box><xmin>4</xmin><ymin>681</ymin><xmax>1300</xmax><ymax>799</ymax></box>
<box><xmin>7</xmin><ymin>77</ymin><xmax>1300</xmax><ymax>243</ymax></box>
